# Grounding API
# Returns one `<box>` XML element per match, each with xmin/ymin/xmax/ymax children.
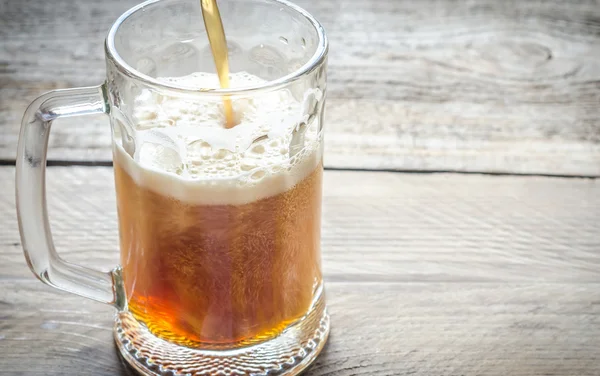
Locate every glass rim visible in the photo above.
<box><xmin>105</xmin><ymin>0</ymin><xmax>328</xmax><ymax>96</ymax></box>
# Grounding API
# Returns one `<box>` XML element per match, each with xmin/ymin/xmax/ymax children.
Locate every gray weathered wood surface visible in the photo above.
<box><xmin>1</xmin><ymin>166</ymin><xmax>599</xmax><ymax>375</ymax></box>
<box><xmin>2</xmin><ymin>0</ymin><xmax>600</xmax><ymax>374</ymax></box>
<box><xmin>2</xmin><ymin>0</ymin><xmax>600</xmax><ymax>175</ymax></box>
<box><xmin>2</xmin><ymin>167</ymin><xmax>600</xmax><ymax>282</ymax></box>
<box><xmin>3</xmin><ymin>281</ymin><xmax>600</xmax><ymax>376</ymax></box>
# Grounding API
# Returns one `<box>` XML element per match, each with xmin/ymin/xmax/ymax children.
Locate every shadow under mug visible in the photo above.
<box><xmin>16</xmin><ymin>0</ymin><xmax>329</xmax><ymax>375</ymax></box>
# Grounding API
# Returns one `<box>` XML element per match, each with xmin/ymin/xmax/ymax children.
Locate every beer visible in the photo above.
<box><xmin>113</xmin><ymin>73</ymin><xmax>324</xmax><ymax>347</ymax></box>
<box><xmin>200</xmin><ymin>0</ymin><xmax>236</xmax><ymax>128</ymax></box>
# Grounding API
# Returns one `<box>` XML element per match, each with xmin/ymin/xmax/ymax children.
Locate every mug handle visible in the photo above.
<box><xmin>16</xmin><ymin>85</ymin><xmax>125</xmax><ymax>309</ymax></box>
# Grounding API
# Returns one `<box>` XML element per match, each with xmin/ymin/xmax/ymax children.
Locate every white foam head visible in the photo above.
<box><xmin>114</xmin><ymin>72</ymin><xmax>323</xmax><ymax>205</ymax></box>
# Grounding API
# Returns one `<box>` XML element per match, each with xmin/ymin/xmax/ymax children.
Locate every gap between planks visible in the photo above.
<box><xmin>0</xmin><ymin>159</ymin><xmax>598</xmax><ymax>179</ymax></box>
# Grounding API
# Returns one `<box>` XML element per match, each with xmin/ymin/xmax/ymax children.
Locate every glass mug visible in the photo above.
<box><xmin>16</xmin><ymin>0</ymin><xmax>329</xmax><ymax>375</ymax></box>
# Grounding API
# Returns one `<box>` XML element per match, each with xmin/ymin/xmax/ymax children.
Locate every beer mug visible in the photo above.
<box><xmin>16</xmin><ymin>0</ymin><xmax>329</xmax><ymax>374</ymax></box>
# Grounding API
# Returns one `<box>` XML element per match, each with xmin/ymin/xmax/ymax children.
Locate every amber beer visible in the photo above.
<box><xmin>200</xmin><ymin>0</ymin><xmax>236</xmax><ymax>128</ymax></box>
<box><xmin>113</xmin><ymin>0</ymin><xmax>324</xmax><ymax>350</ymax></box>
<box><xmin>114</xmin><ymin>146</ymin><xmax>323</xmax><ymax>347</ymax></box>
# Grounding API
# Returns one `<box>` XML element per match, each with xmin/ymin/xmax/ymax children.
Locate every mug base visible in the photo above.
<box><xmin>114</xmin><ymin>294</ymin><xmax>329</xmax><ymax>376</ymax></box>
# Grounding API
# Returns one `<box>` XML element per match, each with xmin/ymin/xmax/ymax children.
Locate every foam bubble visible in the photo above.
<box><xmin>115</xmin><ymin>72</ymin><xmax>323</xmax><ymax>205</ymax></box>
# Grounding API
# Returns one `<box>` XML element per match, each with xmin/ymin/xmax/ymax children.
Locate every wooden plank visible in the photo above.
<box><xmin>1</xmin><ymin>166</ymin><xmax>599</xmax><ymax>282</ymax></box>
<box><xmin>2</xmin><ymin>0</ymin><xmax>600</xmax><ymax>175</ymax></box>
<box><xmin>2</xmin><ymin>165</ymin><xmax>600</xmax><ymax>374</ymax></box>
<box><xmin>1</xmin><ymin>280</ymin><xmax>599</xmax><ymax>375</ymax></box>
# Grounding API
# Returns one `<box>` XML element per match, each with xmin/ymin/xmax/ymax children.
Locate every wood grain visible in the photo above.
<box><xmin>1</xmin><ymin>167</ymin><xmax>599</xmax><ymax>283</ymax></box>
<box><xmin>2</xmin><ymin>0</ymin><xmax>600</xmax><ymax>175</ymax></box>
<box><xmin>1</xmin><ymin>281</ymin><xmax>599</xmax><ymax>376</ymax></box>
<box><xmin>1</xmin><ymin>165</ymin><xmax>600</xmax><ymax>374</ymax></box>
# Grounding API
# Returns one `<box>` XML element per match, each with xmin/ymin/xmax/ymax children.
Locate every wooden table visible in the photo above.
<box><xmin>1</xmin><ymin>0</ymin><xmax>600</xmax><ymax>375</ymax></box>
